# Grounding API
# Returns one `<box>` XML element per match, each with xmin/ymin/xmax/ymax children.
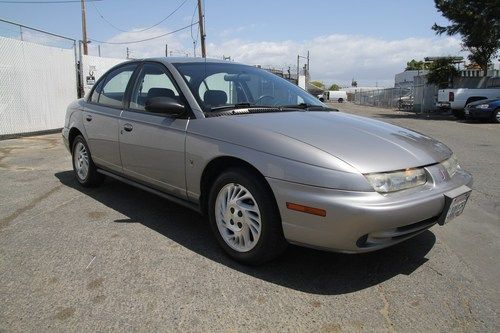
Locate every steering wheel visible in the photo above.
<box><xmin>254</xmin><ymin>95</ymin><xmax>275</xmax><ymax>105</ymax></box>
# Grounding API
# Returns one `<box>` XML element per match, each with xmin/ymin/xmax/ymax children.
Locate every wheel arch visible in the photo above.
<box><xmin>199</xmin><ymin>156</ymin><xmax>277</xmax><ymax>217</ymax></box>
<box><xmin>68</xmin><ymin>127</ymin><xmax>83</xmax><ymax>153</ymax></box>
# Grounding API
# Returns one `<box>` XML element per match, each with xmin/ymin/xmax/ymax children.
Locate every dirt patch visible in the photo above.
<box><xmin>53</xmin><ymin>307</ymin><xmax>75</xmax><ymax>321</ymax></box>
<box><xmin>87</xmin><ymin>277</ymin><xmax>104</xmax><ymax>290</ymax></box>
<box><xmin>88</xmin><ymin>211</ymin><xmax>107</xmax><ymax>220</ymax></box>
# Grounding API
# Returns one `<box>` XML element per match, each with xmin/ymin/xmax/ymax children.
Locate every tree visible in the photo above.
<box><xmin>405</xmin><ymin>59</ymin><xmax>428</xmax><ymax>71</ymax></box>
<box><xmin>432</xmin><ymin>0</ymin><xmax>500</xmax><ymax>75</ymax></box>
<box><xmin>329</xmin><ymin>83</ymin><xmax>341</xmax><ymax>91</ymax></box>
<box><xmin>310</xmin><ymin>80</ymin><xmax>325</xmax><ymax>89</ymax></box>
<box><xmin>426</xmin><ymin>57</ymin><xmax>460</xmax><ymax>88</ymax></box>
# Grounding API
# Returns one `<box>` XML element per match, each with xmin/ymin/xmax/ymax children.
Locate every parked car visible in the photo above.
<box><xmin>464</xmin><ymin>98</ymin><xmax>500</xmax><ymax>123</ymax></box>
<box><xmin>437</xmin><ymin>88</ymin><xmax>500</xmax><ymax>119</ymax></box>
<box><xmin>63</xmin><ymin>58</ymin><xmax>472</xmax><ymax>264</ymax></box>
<box><xmin>319</xmin><ymin>90</ymin><xmax>347</xmax><ymax>103</ymax></box>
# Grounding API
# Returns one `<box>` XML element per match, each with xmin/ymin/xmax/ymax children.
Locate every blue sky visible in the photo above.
<box><xmin>0</xmin><ymin>0</ymin><xmax>462</xmax><ymax>86</ymax></box>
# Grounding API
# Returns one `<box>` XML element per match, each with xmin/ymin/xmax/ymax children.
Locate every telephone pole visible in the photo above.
<box><xmin>80</xmin><ymin>0</ymin><xmax>88</xmax><ymax>55</ymax></box>
<box><xmin>197</xmin><ymin>0</ymin><xmax>206</xmax><ymax>58</ymax></box>
<box><xmin>126</xmin><ymin>47</ymin><xmax>130</xmax><ymax>59</ymax></box>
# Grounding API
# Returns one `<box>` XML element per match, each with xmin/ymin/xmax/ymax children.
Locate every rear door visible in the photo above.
<box><xmin>118</xmin><ymin>62</ymin><xmax>188</xmax><ymax>199</ymax></box>
<box><xmin>83</xmin><ymin>63</ymin><xmax>138</xmax><ymax>173</ymax></box>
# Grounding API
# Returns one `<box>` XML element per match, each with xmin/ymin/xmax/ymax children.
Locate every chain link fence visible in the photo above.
<box><xmin>353</xmin><ymin>88</ymin><xmax>412</xmax><ymax>110</ymax></box>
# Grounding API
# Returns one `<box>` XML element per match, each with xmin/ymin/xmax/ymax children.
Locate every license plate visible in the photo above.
<box><xmin>438</xmin><ymin>186</ymin><xmax>471</xmax><ymax>225</ymax></box>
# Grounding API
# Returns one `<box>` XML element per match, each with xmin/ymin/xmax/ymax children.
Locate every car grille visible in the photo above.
<box><xmin>356</xmin><ymin>215</ymin><xmax>440</xmax><ymax>248</ymax></box>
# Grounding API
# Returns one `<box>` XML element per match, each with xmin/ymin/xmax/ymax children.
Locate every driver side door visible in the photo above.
<box><xmin>119</xmin><ymin>62</ymin><xmax>188</xmax><ymax>199</ymax></box>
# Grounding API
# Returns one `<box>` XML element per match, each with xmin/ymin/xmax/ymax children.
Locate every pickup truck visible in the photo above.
<box><xmin>437</xmin><ymin>88</ymin><xmax>500</xmax><ymax>118</ymax></box>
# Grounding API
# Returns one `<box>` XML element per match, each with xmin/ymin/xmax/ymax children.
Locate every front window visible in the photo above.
<box><xmin>173</xmin><ymin>62</ymin><xmax>324</xmax><ymax>112</ymax></box>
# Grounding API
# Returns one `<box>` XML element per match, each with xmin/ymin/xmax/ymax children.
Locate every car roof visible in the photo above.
<box><xmin>140</xmin><ymin>57</ymin><xmax>242</xmax><ymax>65</ymax></box>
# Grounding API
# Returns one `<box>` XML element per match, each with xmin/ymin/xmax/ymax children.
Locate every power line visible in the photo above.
<box><xmin>90</xmin><ymin>0</ymin><xmax>189</xmax><ymax>33</ymax></box>
<box><xmin>0</xmin><ymin>0</ymin><xmax>102</xmax><ymax>3</ymax></box>
<box><xmin>89</xmin><ymin>21</ymin><xmax>198</xmax><ymax>45</ymax></box>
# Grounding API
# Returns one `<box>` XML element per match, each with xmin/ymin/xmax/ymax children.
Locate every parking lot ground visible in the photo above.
<box><xmin>0</xmin><ymin>103</ymin><xmax>498</xmax><ymax>332</ymax></box>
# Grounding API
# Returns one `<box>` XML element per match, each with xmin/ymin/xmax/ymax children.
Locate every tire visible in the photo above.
<box><xmin>71</xmin><ymin>135</ymin><xmax>104</xmax><ymax>187</ymax></box>
<box><xmin>338</xmin><ymin>98</ymin><xmax>344</xmax><ymax>103</ymax></box>
<box><xmin>492</xmin><ymin>108</ymin><xmax>500</xmax><ymax>123</ymax></box>
<box><xmin>452</xmin><ymin>109</ymin><xmax>465</xmax><ymax>119</ymax></box>
<box><xmin>319</xmin><ymin>97</ymin><xmax>325</xmax><ymax>102</ymax></box>
<box><xmin>207</xmin><ymin>167</ymin><xmax>287</xmax><ymax>264</ymax></box>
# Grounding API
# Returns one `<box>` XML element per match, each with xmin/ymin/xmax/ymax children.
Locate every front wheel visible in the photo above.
<box><xmin>208</xmin><ymin>168</ymin><xmax>287</xmax><ymax>264</ymax></box>
<box><xmin>492</xmin><ymin>108</ymin><xmax>500</xmax><ymax>123</ymax></box>
<box><xmin>72</xmin><ymin>135</ymin><xmax>104</xmax><ymax>187</ymax></box>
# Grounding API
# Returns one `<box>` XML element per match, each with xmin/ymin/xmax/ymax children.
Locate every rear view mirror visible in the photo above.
<box><xmin>145</xmin><ymin>97</ymin><xmax>185</xmax><ymax>116</ymax></box>
<box><xmin>224</xmin><ymin>73</ymin><xmax>251</xmax><ymax>82</ymax></box>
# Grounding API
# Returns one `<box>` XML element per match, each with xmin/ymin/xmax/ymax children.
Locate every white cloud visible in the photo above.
<box><xmin>94</xmin><ymin>28</ymin><xmax>466</xmax><ymax>87</ymax></box>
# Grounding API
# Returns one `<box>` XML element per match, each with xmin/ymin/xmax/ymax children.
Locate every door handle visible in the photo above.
<box><xmin>123</xmin><ymin>123</ymin><xmax>133</xmax><ymax>132</ymax></box>
<box><xmin>85</xmin><ymin>115</ymin><xmax>92</xmax><ymax>122</ymax></box>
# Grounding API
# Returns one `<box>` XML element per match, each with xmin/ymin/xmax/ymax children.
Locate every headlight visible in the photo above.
<box><xmin>441</xmin><ymin>155</ymin><xmax>461</xmax><ymax>177</ymax></box>
<box><xmin>476</xmin><ymin>104</ymin><xmax>490</xmax><ymax>109</ymax></box>
<box><xmin>365</xmin><ymin>168</ymin><xmax>427</xmax><ymax>193</ymax></box>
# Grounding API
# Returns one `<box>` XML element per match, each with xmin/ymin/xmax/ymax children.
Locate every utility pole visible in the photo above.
<box><xmin>126</xmin><ymin>47</ymin><xmax>130</xmax><ymax>59</ymax></box>
<box><xmin>197</xmin><ymin>0</ymin><xmax>206</xmax><ymax>58</ymax></box>
<box><xmin>193</xmin><ymin>41</ymin><xmax>196</xmax><ymax>57</ymax></box>
<box><xmin>98</xmin><ymin>45</ymin><xmax>101</xmax><ymax>57</ymax></box>
<box><xmin>80</xmin><ymin>0</ymin><xmax>88</xmax><ymax>55</ymax></box>
<box><xmin>307</xmin><ymin>50</ymin><xmax>310</xmax><ymax>75</ymax></box>
<box><xmin>165</xmin><ymin>44</ymin><xmax>168</xmax><ymax>57</ymax></box>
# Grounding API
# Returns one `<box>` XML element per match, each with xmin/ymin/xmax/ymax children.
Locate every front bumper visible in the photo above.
<box><xmin>267</xmin><ymin>165</ymin><xmax>472</xmax><ymax>253</ymax></box>
<box><xmin>464</xmin><ymin>107</ymin><xmax>493</xmax><ymax>119</ymax></box>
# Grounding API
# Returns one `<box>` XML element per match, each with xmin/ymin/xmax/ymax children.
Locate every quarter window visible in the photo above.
<box><xmin>130</xmin><ymin>63</ymin><xmax>180</xmax><ymax>111</ymax></box>
<box><xmin>98</xmin><ymin>64</ymin><xmax>136</xmax><ymax>108</ymax></box>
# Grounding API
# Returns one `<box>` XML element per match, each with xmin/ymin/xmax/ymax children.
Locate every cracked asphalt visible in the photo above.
<box><xmin>0</xmin><ymin>103</ymin><xmax>498</xmax><ymax>332</ymax></box>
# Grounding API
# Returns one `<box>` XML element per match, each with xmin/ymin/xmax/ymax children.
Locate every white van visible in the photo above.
<box><xmin>319</xmin><ymin>90</ymin><xmax>348</xmax><ymax>103</ymax></box>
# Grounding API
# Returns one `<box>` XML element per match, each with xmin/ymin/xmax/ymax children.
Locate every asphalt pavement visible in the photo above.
<box><xmin>0</xmin><ymin>103</ymin><xmax>498</xmax><ymax>332</ymax></box>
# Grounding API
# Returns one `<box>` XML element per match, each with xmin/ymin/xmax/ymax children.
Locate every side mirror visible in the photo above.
<box><xmin>145</xmin><ymin>97</ymin><xmax>185</xmax><ymax>116</ymax></box>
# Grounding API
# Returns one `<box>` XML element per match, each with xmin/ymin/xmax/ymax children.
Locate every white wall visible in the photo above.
<box><xmin>0</xmin><ymin>37</ymin><xmax>77</xmax><ymax>136</ymax></box>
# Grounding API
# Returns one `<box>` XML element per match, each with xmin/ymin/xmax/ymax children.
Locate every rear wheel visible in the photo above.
<box><xmin>338</xmin><ymin>98</ymin><xmax>344</xmax><ymax>103</ymax></box>
<box><xmin>208</xmin><ymin>168</ymin><xmax>287</xmax><ymax>264</ymax></box>
<box><xmin>72</xmin><ymin>135</ymin><xmax>104</xmax><ymax>187</ymax></box>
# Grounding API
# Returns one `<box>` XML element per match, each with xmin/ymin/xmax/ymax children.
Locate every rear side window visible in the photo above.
<box><xmin>98</xmin><ymin>64</ymin><xmax>137</xmax><ymax>108</ymax></box>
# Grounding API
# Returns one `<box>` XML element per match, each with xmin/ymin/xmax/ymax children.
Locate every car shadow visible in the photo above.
<box><xmin>55</xmin><ymin>170</ymin><xmax>436</xmax><ymax>295</ymax></box>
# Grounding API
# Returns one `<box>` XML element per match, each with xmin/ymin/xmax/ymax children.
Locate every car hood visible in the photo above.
<box><xmin>467</xmin><ymin>99</ymin><xmax>497</xmax><ymax>106</ymax></box>
<box><xmin>219</xmin><ymin>111</ymin><xmax>452</xmax><ymax>173</ymax></box>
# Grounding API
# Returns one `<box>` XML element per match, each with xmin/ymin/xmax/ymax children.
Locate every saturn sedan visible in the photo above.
<box><xmin>62</xmin><ymin>58</ymin><xmax>472</xmax><ymax>264</ymax></box>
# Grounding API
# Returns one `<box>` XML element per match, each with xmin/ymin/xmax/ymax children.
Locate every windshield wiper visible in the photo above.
<box><xmin>210</xmin><ymin>103</ymin><xmax>256</xmax><ymax>111</ymax></box>
<box><xmin>279</xmin><ymin>103</ymin><xmax>336</xmax><ymax>111</ymax></box>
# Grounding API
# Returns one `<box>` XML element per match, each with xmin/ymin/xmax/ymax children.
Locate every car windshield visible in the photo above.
<box><xmin>172</xmin><ymin>62</ymin><xmax>325</xmax><ymax>113</ymax></box>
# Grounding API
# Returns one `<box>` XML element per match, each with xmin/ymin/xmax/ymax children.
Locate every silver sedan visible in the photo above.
<box><xmin>62</xmin><ymin>58</ymin><xmax>472</xmax><ymax>264</ymax></box>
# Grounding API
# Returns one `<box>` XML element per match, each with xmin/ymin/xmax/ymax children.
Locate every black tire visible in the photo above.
<box><xmin>207</xmin><ymin>167</ymin><xmax>287</xmax><ymax>265</ymax></box>
<box><xmin>71</xmin><ymin>135</ymin><xmax>104</xmax><ymax>187</ymax></box>
<box><xmin>338</xmin><ymin>98</ymin><xmax>344</xmax><ymax>103</ymax></box>
<box><xmin>492</xmin><ymin>108</ymin><xmax>500</xmax><ymax>123</ymax></box>
<box><xmin>319</xmin><ymin>97</ymin><xmax>325</xmax><ymax>102</ymax></box>
<box><xmin>452</xmin><ymin>109</ymin><xmax>465</xmax><ymax>119</ymax></box>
